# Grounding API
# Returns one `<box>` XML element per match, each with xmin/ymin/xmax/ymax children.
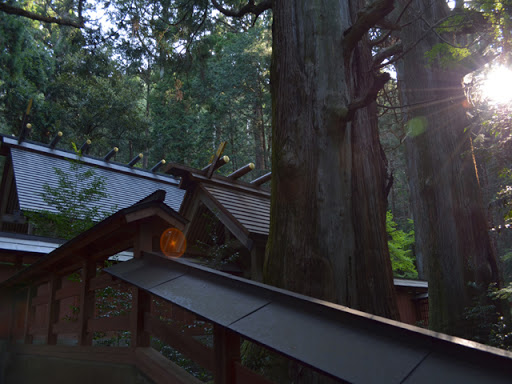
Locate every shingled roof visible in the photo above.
<box><xmin>0</xmin><ymin>134</ymin><xmax>185</xmax><ymax>217</ymax></box>
<box><xmin>164</xmin><ymin>162</ymin><xmax>270</xmax><ymax>251</ymax></box>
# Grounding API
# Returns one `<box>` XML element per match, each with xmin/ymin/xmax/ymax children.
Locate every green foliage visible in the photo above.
<box><xmin>424</xmin><ymin>43</ymin><xmax>471</xmax><ymax>69</ymax></box>
<box><xmin>386</xmin><ymin>211</ymin><xmax>418</xmax><ymax>279</ymax></box>
<box><xmin>0</xmin><ymin>10</ymin><xmax>53</xmax><ymax>136</ymax></box>
<box><xmin>24</xmin><ymin>146</ymin><xmax>113</xmax><ymax>239</ymax></box>
<box><xmin>464</xmin><ymin>283</ymin><xmax>512</xmax><ymax>350</ymax></box>
<box><xmin>501</xmin><ymin>250</ymin><xmax>512</xmax><ymax>283</ymax></box>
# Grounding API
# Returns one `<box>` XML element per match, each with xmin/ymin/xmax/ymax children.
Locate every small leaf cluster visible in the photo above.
<box><xmin>386</xmin><ymin>211</ymin><xmax>418</xmax><ymax>279</ymax></box>
<box><xmin>424</xmin><ymin>43</ymin><xmax>471</xmax><ymax>69</ymax></box>
<box><xmin>24</xmin><ymin>146</ymin><xmax>115</xmax><ymax>239</ymax></box>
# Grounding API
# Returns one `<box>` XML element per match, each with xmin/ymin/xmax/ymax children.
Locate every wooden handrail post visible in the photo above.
<box><xmin>6</xmin><ymin>289</ymin><xmax>19</xmax><ymax>343</ymax></box>
<box><xmin>130</xmin><ymin>287</ymin><xmax>150</xmax><ymax>347</ymax></box>
<box><xmin>78</xmin><ymin>259</ymin><xmax>95</xmax><ymax>346</ymax></box>
<box><xmin>46</xmin><ymin>273</ymin><xmax>61</xmax><ymax>345</ymax></box>
<box><xmin>23</xmin><ymin>285</ymin><xmax>36</xmax><ymax>344</ymax></box>
<box><xmin>214</xmin><ymin>324</ymin><xmax>240</xmax><ymax>384</ymax></box>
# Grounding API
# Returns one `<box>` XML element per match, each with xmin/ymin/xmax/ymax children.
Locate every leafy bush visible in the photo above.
<box><xmin>386</xmin><ymin>211</ymin><xmax>418</xmax><ymax>279</ymax></box>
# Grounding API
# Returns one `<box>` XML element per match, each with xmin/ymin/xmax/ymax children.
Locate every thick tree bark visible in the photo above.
<box><xmin>397</xmin><ymin>0</ymin><xmax>501</xmax><ymax>336</ymax></box>
<box><xmin>265</xmin><ymin>0</ymin><xmax>398</xmax><ymax>319</ymax></box>
<box><xmin>252</xmin><ymin>101</ymin><xmax>266</xmax><ymax>170</ymax></box>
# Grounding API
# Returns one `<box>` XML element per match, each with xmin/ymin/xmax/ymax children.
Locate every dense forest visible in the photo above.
<box><xmin>2</xmin><ymin>0</ymin><xmax>512</xmax><ymax>352</ymax></box>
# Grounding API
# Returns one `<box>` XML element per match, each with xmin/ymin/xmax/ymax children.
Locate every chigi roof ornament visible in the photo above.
<box><xmin>128</xmin><ymin>153</ymin><xmax>143</xmax><ymax>167</ymax></box>
<box><xmin>103</xmin><ymin>147</ymin><xmax>119</xmax><ymax>161</ymax></box>
<box><xmin>49</xmin><ymin>132</ymin><xmax>63</xmax><ymax>149</ymax></box>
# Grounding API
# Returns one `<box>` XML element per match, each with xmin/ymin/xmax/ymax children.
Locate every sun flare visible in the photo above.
<box><xmin>481</xmin><ymin>66</ymin><xmax>512</xmax><ymax>105</ymax></box>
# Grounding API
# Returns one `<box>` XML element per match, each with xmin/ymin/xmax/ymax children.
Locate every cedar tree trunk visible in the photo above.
<box><xmin>397</xmin><ymin>0</ymin><xmax>501</xmax><ymax>336</ymax></box>
<box><xmin>265</xmin><ymin>0</ymin><xmax>398</xmax><ymax>319</ymax></box>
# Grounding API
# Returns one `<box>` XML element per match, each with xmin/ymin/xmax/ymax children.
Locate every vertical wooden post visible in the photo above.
<box><xmin>130</xmin><ymin>287</ymin><xmax>150</xmax><ymax>348</ymax></box>
<box><xmin>214</xmin><ymin>325</ymin><xmax>240</xmax><ymax>384</ymax></box>
<box><xmin>133</xmin><ymin>223</ymin><xmax>153</xmax><ymax>259</ymax></box>
<box><xmin>6</xmin><ymin>292</ymin><xmax>15</xmax><ymax>343</ymax></box>
<box><xmin>78</xmin><ymin>259</ymin><xmax>95</xmax><ymax>346</ymax></box>
<box><xmin>131</xmin><ymin>222</ymin><xmax>153</xmax><ymax>347</ymax></box>
<box><xmin>45</xmin><ymin>274</ymin><xmax>61</xmax><ymax>345</ymax></box>
<box><xmin>250</xmin><ymin>246</ymin><xmax>265</xmax><ymax>282</ymax></box>
<box><xmin>6</xmin><ymin>289</ymin><xmax>18</xmax><ymax>343</ymax></box>
<box><xmin>23</xmin><ymin>285</ymin><xmax>36</xmax><ymax>344</ymax></box>
<box><xmin>14</xmin><ymin>256</ymin><xmax>23</xmax><ymax>271</ymax></box>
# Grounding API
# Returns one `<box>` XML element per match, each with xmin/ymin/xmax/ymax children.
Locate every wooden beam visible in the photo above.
<box><xmin>234</xmin><ymin>362</ymin><xmax>274</xmax><ymax>384</ymax></box>
<box><xmin>214</xmin><ymin>324</ymin><xmax>240</xmax><ymax>384</ymax></box>
<box><xmin>227</xmin><ymin>163</ymin><xmax>255</xmax><ymax>180</ymax></box>
<box><xmin>250</xmin><ymin>172</ymin><xmax>271</xmax><ymax>186</ymax></box>
<box><xmin>78</xmin><ymin>259</ymin><xmax>95</xmax><ymax>346</ymax></box>
<box><xmin>45</xmin><ymin>274</ymin><xmax>61</xmax><ymax>345</ymax></box>
<box><xmin>55</xmin><ymin>284</ymin><xmax>81</xmax><ymax>300</ymax></box>
<box><xmin>88</xmin><ymin>314</ymin><xmax>130</xmax><ymax>332</ymax></box>
<box><xmin>206</xmin><ymin>142</ymin><xmax>227</xmax><ymax>179</ymax></box>
<box><xmin>250</xmin><ymin>246</ymin><xmax>265</xmax><ymax>283</ymax></box>
<box><xmin>23</xmin><ymin>285</ymin><xmax>36</xmax><ymax>344</ymax></box>
<box><xmin>134</xmin><ymin>222</ymin><xmax>152</xmax><ymax>259</ymax></box>
<box><xmin>0</xmin><ymin>156</ymin><xmax>14</xmax><ymax>228</ymax></box>
<box><xmin>7</xmin><ymin>290</ymin><xmax>21</xmax><ymax>343</ymax></box>
<box><xmin>89</xmin><ymin>273</ymin><xmax>116</xmax><ymax>291</ymax></box>
<box><xmin>0</xmin><ymin>214</ymin><xmax>27</xmax><ymax>224</ymax></box>
<box><xmin>198</xmin><ymin>188</ymin><xmax>253</xmax><ymax>250</ymax></box>
<box><xmin>52</xmin><ymin>320</ymin><xmax>80</xmax><ymax>335</ymax></box>
<box><xmin>202</xmin><ymin>155</ymin><xmax>230</xmax><ymax>175</ymax></box>
<box><xmin>130</xmin><ymin>287</ymin><xmax>150</xmax><ymax>347</ymax></box>
<box><xmin>145</xmin><ymin>313</ymin><xmax>215</xmax><ymax>372</ymax></box>
<box><xmin>11</xmin><ymin>344</ymin><xmax>135</xmax><ymax>365</ymax></box>
<box><xmin>134</xmin><ymin>347</ymin><xmax>204</xmax><ymax>384</ymax></box>
<box><xmin>31</xmin><ymin>294</ymin><xmax>49</xmax><ymax>306</ymax></box>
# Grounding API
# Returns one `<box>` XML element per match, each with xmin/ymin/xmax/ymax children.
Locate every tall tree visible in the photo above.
<box><xmin>214</xmin><ymin>0</ymin><xmax>399</xmax><ymax>318</ymax></box>
<box><xmin>266</xmin><ymin>0</ymin><xmax>398</xmax><ymax>317</ymax></box>
<box><xmin>396</xmin><ymin>0</ymin><xmax>503</xmax><ymax>337</ymax></box>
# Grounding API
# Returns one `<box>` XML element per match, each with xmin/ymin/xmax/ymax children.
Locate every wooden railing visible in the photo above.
<box><xmin>3</xmin><ymin>265</ymin><xmax>275</xmax><ymax>384</ymax></box>
<box><xmin>2</xmin><ymin>198</ymin><xmax>512</xmax><ymax>384</ymax></box>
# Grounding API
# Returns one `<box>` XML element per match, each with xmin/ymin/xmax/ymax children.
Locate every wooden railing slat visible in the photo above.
<box><xmin>45</xmin><ymin>274</ymin><xmax>60</xmax><ymax>345</ymax></box>
<box><xmin>89</xmin><ymin>273</ymin><xmax>116</xmax><ymax>291</ymax></box>
<box><xmin>31</xmin><ymin>295</ymin><xmax>49</xmax><ymax>306</ymax></box>
<box><xmin>52</xmin><ymin>321</ymin><xmax>80</xmax><ymax>334</ymax></box>
<box><xmin>145</xmin><ymin>314</ymin><xmax>215</xmax><ymax>373</ymax></box>
<box><xmin>134</xmin><ymin>347</ymin><xmax>204</xmax><ymax>384</ymax></box>
<box><xmin>88</xmin><ymin>314</ymin><xmax>131</xmax><ymax>333</ymax></box>
<box><xmin>23</xmin><ymin>286</ymin><xmax>36</xmax><ymax>344</ymax></box>
<box><xmin>234</xmin><ymin>362</ymin><xmax>274</xmax><ymax>384</ymax></box>
<box><xmin>55</xmin><ymin>284</ymin><xmax>81</xmax><ymax>300</ymax></box>
<box><xmin>78</xmin><ymin>259</ymin><xmax>96</xmax><ymax>346</ymax></box>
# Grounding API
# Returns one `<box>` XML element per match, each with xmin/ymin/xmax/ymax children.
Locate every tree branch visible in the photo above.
<box><xmin>343</xmin><ymin>0</ymin><xmax>394</xmax><ymax>60</ymax></box>
<box><xmin>346</xmin><ymin>72</ymin><xmax>390</xmax><ymax>120</ymax></box>
<box><xmin>0</xmin><ymin>2</ymin><xmax>84</xmax><ymax>28</ymax></box>
<box><xmin>372</xmin><ymin>42</ymin><xmax>402</xmax><ymax>68</ymax></box>
<box><xmin>211</xmin><ymin>0</ymin><xmax>272</xmax><ymax>18</ymax></box>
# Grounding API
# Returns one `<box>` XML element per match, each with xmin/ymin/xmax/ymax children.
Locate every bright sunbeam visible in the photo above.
<box><xmin>481</xmin><ymin>66</ymin><xmax>512</xmax><ymax>105</ymax></box>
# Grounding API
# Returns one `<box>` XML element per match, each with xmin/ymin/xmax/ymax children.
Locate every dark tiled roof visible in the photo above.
<box><xmin>202</xmin><ymin>184</ymin><xmax>269</xmax><ymax>235</ymax></box>
<box><xmin>2</xmin><ymin>135</ymin><xmax>185</xmax><ymax>215</ymax></box>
